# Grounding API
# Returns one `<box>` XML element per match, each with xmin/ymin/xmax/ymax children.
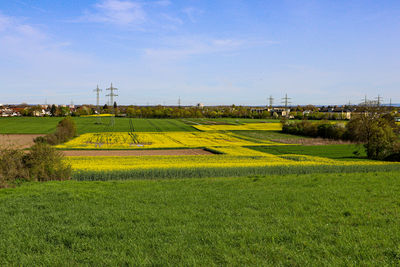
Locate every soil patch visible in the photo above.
<box><xmin>63</xmin><ymin>149</ymin><xmax>214</xmax><ymax>156</ymax></box>
<box><xmin>0</xmin><ymin>134</ymin><xmax>45</xmax><ymax>148</ymax></box>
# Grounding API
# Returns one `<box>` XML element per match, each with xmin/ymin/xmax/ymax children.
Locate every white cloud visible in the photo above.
<box><xmin>212</xmin><ymin>39</ymin><xmax>243</xmax><ymax>47</ymax></box>
<box><xmin>144</xmin><ymin>37</ymin><xmax>274</xmax><ymax>60</ymax></box>
<box><xmin>152</xmin><ymin>0</ymin><xmax>171</xmax><ymax>7</ymax></box>
<box><xmin>161</xmin><ymin>14</ymin><xmax>183</xmax><ymax>25</ymax></box>
<box><xmin>182</xmin><ymin>7</ymin><xmax>203</xmax><ymax>22</ymax></box>
<box><xmin>15</xmin><ymin>24</ymin><xmax>46</xmax><ymax>39</ymax></box>
<box><xmin>0</xmin><ymin>13</ymin><xmax>97</xmax><ymax>103</ymax></box>
<box><xmin>81</xmin><ymin>0</ymin><xmax>146</xmax><ymax>26</ymax></box>
<box><xmin>0</xmin><ymin>13</ymin><xmax>12</xmax><ymax>31</ymax></box>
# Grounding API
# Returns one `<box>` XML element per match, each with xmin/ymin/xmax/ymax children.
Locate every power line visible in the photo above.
<box><xmin>281</xmin><ymin>93</ymin><xmax>291</xmax><ymax>108</ymax></box>
<box><xmin>375</xmin><ymin>94</ymin><xmax>383</xmax><ymax>107</ymax></box>
<box><xmin>106</xmin><ymin>83</ymin><xmax>118</xmax><ymax>126</ymax></box>
<box><xmin>281</xmin><ymin>93</ymin><xmax>291</xmax><ymax>118</ymax></box>
<box><xmin>361</xmin><ymin>94</ymin><xmax>368</xmax><ymax>106</ymax></box>
<box><xmin>93</xmin><ymin>85</ymin><xmax>102</xmax><ymax>124</ymax></box>
<box><xmin>268</xmin><ymin>95</ymin><xmax>274</xmax><ymax>108</ymax></box>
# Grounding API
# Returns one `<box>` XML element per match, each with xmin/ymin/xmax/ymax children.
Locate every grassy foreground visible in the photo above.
<box><xmin>1</xmin><ymin>172</ymin><xmax>400</xmax><ymax>265</ymax></box>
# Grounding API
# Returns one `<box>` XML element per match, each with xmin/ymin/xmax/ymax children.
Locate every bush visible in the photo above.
<box><xmin>23</xmin><ymin>143</ymin><xmax>72</xmax><ymax>182</ymax></box>
<box><xmin>282</xmin><ymin>120</ymin><xmax>345</xmax><ymax>139</ymax></box>
<box><xmin>56</xmin><ymin>117</ymin><xmax>77</xmax><ymax>141</ymax></box>
<box><xmin>0</xmin><ymin>144</ymin><xmax>71</xmax><ymax>188</ymax></box>
<box><xmin>0</xmin><ymin>147</ymin><xmax>29</xmax><ymax>188</ymax></box>
<box><xmin>34</xmin><ymin>117</ymin><xmax>77</xmax><ymax>145</ymax></box>
<box><xmin>385</xmin><ymin>152</ymin><xmax>400</xmax><ymax>162</ymax></box>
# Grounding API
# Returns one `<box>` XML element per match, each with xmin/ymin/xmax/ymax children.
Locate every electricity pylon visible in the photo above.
<box><xmin>361</xmin><ymin>94</ymin><xmax>368</xmax><ymax>106</ymax></box>
<box><xmin>268</xmin><ymin>95</ymin><xmax>274</xmax><ymax>108</ymax></box>
<box><xmin>375</xmin><ymin>94</ymin><xmax>382</xmax><ymax>107</ymax></box>
<box><xmin>281</xmin><ymin>93</ymin><xmax>291</xmax><ymax>118</ymax></box>
<box><xmin>93</xmin><ymin>85</ymin><xmax>102</xmax><ymax>124</ymax></box>
<box><xmin>106</xmin><ymin>83</ymin><xmax>118</xmax><ymax>127</ymax></box>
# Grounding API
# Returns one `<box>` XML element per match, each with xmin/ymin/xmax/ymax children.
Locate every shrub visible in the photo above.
<box><xmin>34</xmin><ymin>117</ymin><xmax>77</xmax><ymax>145</ymax></box>
<box><xmin>0</xmin><ymin>147</ymin><xmax>29</xmax><ymax>188</ymax></box>
<box><xmin>56</xmin><ymin>117</ymin><xmax>77</xmax><ymax>141</ymax></box>
<box><xmin>23</xmin><ymin>143</ymin><xmax>71</xmax><ymax>182</ymax></box>
<box><xmin>282</xmin><ymin>120</ymin><xmax>345</xmax><ymax>139</ymax></box>
<box><xmin>0</xmin><ymin>144</ymin><xmax>71</xmax><ymax>188</ymax></box>
<box><xmin>385</xmin><ymin>152</ymin><xmax>400</xmax><ymax>162</ymax></box>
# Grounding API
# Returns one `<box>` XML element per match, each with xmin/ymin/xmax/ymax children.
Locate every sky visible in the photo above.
<box><xmin>0</xmin><ymin>0</ymin><xmax>399</xmax><ymax>106</ymax></box>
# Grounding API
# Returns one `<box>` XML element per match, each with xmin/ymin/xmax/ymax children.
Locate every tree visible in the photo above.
<box><xmin>346</xmin><ymin>108</ymin><xmax>399</xmax><ymax>160</ymax></box>
<box><xmin>50</xmin><ymin>104</ymin><xmax>57</xmax><ymax>116</ymax></box>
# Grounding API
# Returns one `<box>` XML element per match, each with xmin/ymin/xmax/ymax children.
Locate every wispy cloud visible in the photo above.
<box><xmin>161</xmin><ymin>14</ymin><xmax>183</xmax><ymax>25</ymax></box>
<box><xmin>0</xmin><ymin>13</ymin><xmax>12</xmax><ymax>31</ymax></box>
<box><xmin>11</xmin><ymin>0</ymin><xmax>47</xmax><ymax>13</ymax></box>
<box><xmin>0</xmin><ymin>13</ymin><xmax>46</xmax><ymax>44</ymax></box>
<box><xmin>152</xmin><ymin>0</ymin><xmax>171</xmax><ymax>7</ymax></box>
<box><xmin>182</xmin><ymin>7</ymin><xmax>203</xmax><ymax>22</ymax></box>
<box><xmin>0</xmin><ymin>13</ymin><xmax>97</xmax><ymax>102</ymax></box>
<box><xmin>79</xmin><ymin>0</ymin><xmax>146</xmax><ymax>26</ymax></box>
<box><xmin>144</xmin><ymin>36</ymin><xmax>276</xmax><ymax>60</ymax></box>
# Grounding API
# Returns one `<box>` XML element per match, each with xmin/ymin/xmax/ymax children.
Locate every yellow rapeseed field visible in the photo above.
<box><xmin>192</xmin><ymin>122</ymin><xmax>282</xmax><ymax>131</ymax></box>
<box><xmin>67</xmin><ymin>146</ymin><xmax>392</xmax><ymax>172</ymax></box>
<box><xmin>57</xmin><ymin>132</ymin><xmax>284</xmax><ymax>149</ymax></box>
<box><xmin>60</xmin><ymin>123</ymin><xmax>399</xmax><ymax>174</ymax></box>
<box><xmin>80</xmin><ymin>114</ymin><xmax>115</xmax><ymax>117</ymax></box>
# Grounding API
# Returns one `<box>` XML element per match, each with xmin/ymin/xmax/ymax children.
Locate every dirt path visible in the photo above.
<box><xmin>0</xmin><ymin>134</ymin><xmax>45</xmax><ymax>148</ymax></box>
<box><xmin>62</xmin><ymin>149</ymin><xmax>214</xmax><ymax>156</ymax></box>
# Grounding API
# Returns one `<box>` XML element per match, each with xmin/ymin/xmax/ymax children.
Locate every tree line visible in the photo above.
<box><xmin>282</xmin><ymin>108</ymin><xmax>400</xmax><ymax>161</ymax></box>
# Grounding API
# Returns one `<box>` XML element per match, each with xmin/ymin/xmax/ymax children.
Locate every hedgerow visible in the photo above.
<box><xmin>0</xmin><ymin>143</ymin><xmax>71</xmax><ymax>188</ymax></box>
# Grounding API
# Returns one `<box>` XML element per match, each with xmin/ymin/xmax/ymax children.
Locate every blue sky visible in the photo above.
<box><xmin>0</xmin><ymin>0</ymin><xmax>399</xmax><ymax>105</ymax></box>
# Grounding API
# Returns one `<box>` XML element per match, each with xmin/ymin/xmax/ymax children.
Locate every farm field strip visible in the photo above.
<box><xmin>248</xmin><ymin>144</ymin><xmax>368</xmax><ymax>160</ymax></box>
<box><xmin>193</xmin><ymin>122</ymin><xmax>282</xmax><ymax>131</ymax></box>
<box><xmin>0</xmin><ymin>117</ymin><xmax>196</xmax><ymax>134</ymax></box>
<box><xmin>67</xmin><ymin>146</ymin><xmax>399</xmax><ymax>172</ymax></box>
<box><xmin>181</xmin><ymin>118</ymin><xmax>280</xmax><ymax>125</ymax></box>
<box><xmin>56</xmin><ymin>132</ymin><xmax>283</xmax><ymax>149</ymax></box>
<box><xmin>62</xmin><ymin>149</ymin><xmax>213</xmax><ymax>156</ymax></box>
<box><xmin>0</xmin><ymin>117</ymin><xmax>60</xmax><ymax>134</ymax></box>
<box><xmin>0</xmin><ymin>134</ymin><xmax>45</xmax><ymax>148</ymax></box>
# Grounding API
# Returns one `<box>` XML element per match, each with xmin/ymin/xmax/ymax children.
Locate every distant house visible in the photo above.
<box><xmin>0</xmin><ymin>107</ymin><xmax>20</xmax><ymax>117</ymax></box>
<box><xmin>332</xmin><ymin>110</ymin><xmax>352</xmax><ymax>120</ymax></box>
<box><xmin>272</xmin><ymin>107</ymin><xmax>291</xmax><ymax>118</ymax></box>
<box><xmin>250</xmin><ymin>107</ymin><xmax>267</xmax><ymax>114</ymax></box>
<box><xmin>32</xmin><ymin>109</ymin><xmax>46</xmax><ymax>117</ymax></box>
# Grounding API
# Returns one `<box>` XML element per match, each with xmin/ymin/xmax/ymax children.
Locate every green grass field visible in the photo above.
<box><xmin>249</xmin><ymin>144</ymin><xmax>367</xmax><ymax>160</ymax></box>
<box><xmin>1</xmin><ymin>172</ymin><xmax>400</xmax><ymax>265</ymax></box>
<box><xmin>0</xmin><ymin>117</ymin><xmax>196</xmax><ymax>134</ymax></box>
<box><xmin>181</xmin><ymin>118</ymin><xmax>279</xmax><ymax>125</ymax></box>
<box><xmin>72</xmin><ymin>164</ymin><xmax>400</xmax><ymax>181</ymax></box>
<box><xmin>182</xmin><ymin>118</ymin><xmax>347</xmax><ymax>125</ymax></box>
<box><xmin>232</xmin><ymin>130</ymin><xmax>306</xmax><ymax>140</ymax></box>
